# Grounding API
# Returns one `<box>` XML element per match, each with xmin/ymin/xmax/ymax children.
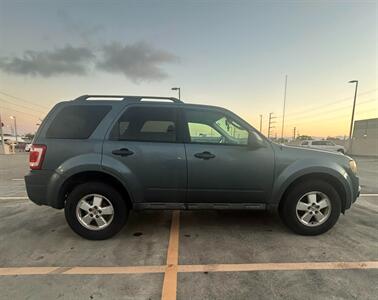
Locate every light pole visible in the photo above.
<box><xmin>0</xmin><ymin>111</ymin><xmax>5</xmax><ymax>153</ymax></box>
<box><xmin>10</xmin><ymin>116</ymin><xmax>18</xmax><ymax>143</ymax></box>
<box><xmin>259</xmin><ymin>114</ymin><xmax>263</xmax><ymax>133</ymax></box>
<box><xmin>281</xmin><ymin>75</ymin><xmax>288</xmax><ymax>140</ymax></box>
<box><xmin>348</xmin><ymin>80</ymin><xmax>358</xmax><ymax>152</ymax></box>
<box><xmin>171</xmin><ymin>87</ymin><xmax>181</xmax><ymax>100</ymax></box>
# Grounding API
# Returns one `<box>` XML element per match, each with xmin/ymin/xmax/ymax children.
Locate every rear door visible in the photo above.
<box><xmin>182</xmin><ymin>107</ymin><xmax>274</xmax><ymax>204</ymax></box>
<box><xmin>102</xmin><ymin>104</ymin><xmax>187</xmax><ymax>203</ymax></box>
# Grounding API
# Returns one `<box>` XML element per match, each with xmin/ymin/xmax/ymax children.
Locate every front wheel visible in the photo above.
<box><xmin>279</xmin><ymin>180</ymin><xmax>341</xmax><ymax>235</ymax></box>
<box><xmin>65</xmin><ymin>182</ymin><xmax>128</xmax><ymax>240</ymax></box>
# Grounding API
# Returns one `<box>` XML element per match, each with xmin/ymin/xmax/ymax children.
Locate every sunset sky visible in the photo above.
<box><xmin>0</xmin><ymin>0</ymin><xmax>377</xmax><ymax>137</ymax></box>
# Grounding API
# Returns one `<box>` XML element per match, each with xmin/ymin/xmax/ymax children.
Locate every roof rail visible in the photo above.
<box><xmin>73</xmin><ymin>95</ymin><xmax>183</xmax><ymax>103</ymax></box>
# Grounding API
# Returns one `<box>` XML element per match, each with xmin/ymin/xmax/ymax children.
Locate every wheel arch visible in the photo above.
<box><xmin>57</xmin><ymin>171</ymin><xmax>133</xmax><ymax>209</ymax></box>
<box><xmin>277</xmin><ymin>173</ymin><xmax>348</xmax><ymax>213</ymax></box>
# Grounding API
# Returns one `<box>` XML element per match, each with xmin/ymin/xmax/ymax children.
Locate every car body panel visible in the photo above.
<box><xmin>25</xmin><ymin>96</ymin><xmax>360</xmax><ymax>213</ymax></box>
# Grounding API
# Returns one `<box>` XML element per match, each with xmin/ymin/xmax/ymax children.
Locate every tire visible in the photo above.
<box><xmin>279</xmin><ymin>180</ymin><xmax>341</xmax><ymax>235</ymax></box>
<box><xmin>64</xmin><ymin>182</ymin><xmax>128</xmax><ymax>240</ymax></box>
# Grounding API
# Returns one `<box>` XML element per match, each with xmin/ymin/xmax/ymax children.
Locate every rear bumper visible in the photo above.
<box><xmin>24</xmin><ymin>170</ymin><xmax>61</xmax><ymax>208</ymax></box>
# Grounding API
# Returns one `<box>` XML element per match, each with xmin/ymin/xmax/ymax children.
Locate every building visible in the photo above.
<box><xmin>349</xmin><ymin>118</ymin><xmax>378</xmax><ymax>157</ymax></box>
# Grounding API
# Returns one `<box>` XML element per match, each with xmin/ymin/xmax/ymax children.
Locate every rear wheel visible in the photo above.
<box><xmin>64</xmin><ymin>182</ymin><xmax>128</xmax><ymax>240</ymax></box>
<box><xmin>279</xmin><ymin>180</ymin><xmax>341</xmax><ymax>235</ymax></box>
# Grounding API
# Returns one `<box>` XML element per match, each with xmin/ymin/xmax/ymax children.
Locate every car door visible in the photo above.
<box><xmin>182</xmin><ymin>107</ymin><xmax>274</xmax><ymax>204</ymax></box>
<box><xmin>102</xmin><ymin>104</ymin><xmax>187</xmax><ymax>204</ymax></box>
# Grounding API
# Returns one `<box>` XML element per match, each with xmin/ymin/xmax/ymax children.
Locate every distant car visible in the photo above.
<box><xmin>300</xmin><ymin>140</ymin><xmax>345</xmax><ymax>154</ymax></box>
<box><xmin>25</xmin><ymin>143</ymin><xmax>32</xmax><ymax>152</ymax></box>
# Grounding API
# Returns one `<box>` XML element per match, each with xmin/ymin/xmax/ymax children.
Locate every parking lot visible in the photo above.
<box><xmin>0</xmin><ymin>154</ymin><xmax>377</xmax><ymax>299</ymax></box>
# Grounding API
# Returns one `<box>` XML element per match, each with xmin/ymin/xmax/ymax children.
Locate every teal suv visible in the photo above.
<box><xmin>25</xmin><ymin>95</ymin><xmax>360</xmax><ymax>239</ymax></box>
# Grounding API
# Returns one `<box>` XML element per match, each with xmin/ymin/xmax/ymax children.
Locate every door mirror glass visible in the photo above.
<box><xmin>248</xmin><ymin>132</ymin><xmax>264</xmax><ymax>149</ymax></box>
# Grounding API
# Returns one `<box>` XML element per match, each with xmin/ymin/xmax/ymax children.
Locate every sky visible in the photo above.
<box><xmin>0</xmin><ymin>0</ymin><xmax>377</xmax><ymax>137</ymax></box>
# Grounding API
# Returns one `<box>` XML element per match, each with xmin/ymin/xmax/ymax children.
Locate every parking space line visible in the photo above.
<box><xmin>63</xmin><ymin>265</ymin><xmax>166</xmax><ymax>275</ymax></box>
<box><xmin>1</xmin><ymin>261</ymin><xmax>377</xmax><ymax>277</ymax></box>
<box><xmin>178</xmin><ymin>261</ymin><xmax>378</xmax><ymax>273</ymax></box>
<box><xmin>161</xmin><ymin>210</ymin><xmax>180</xmax><ymax>300</ymax></box>
<box><xmin>0</xmin><ymin>267</ymin><xmax>59</xmax><ymax>276</ymax></box>
<box><xmin>0</xmin><ymin>196</ymin><xmax>29</xmax><ymax>200</ymax></box>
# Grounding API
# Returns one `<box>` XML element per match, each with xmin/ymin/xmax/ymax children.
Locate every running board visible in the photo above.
<box><xmin>134</xmin><ymin>203</ymin><xmax>266</xmax><ymax>210</ymax></box>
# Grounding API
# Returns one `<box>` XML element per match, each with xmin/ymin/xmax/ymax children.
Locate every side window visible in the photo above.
<box><xmin>312</xmin><ymin>141</ymin><xmax>326</xmax><ymax>146</ymax></box>
<box><xmin>46</xmin><ymin>105</ymin><xmax>111</xmax><ymax>139</ymax></box>
<box><xmin>111</xmin><ymin>106</ymin><xmax>177</xmax><ymax>142</ymax></box>
<box><xmin>301</xmin><ymin>141</ymin><xmax>309</xmax><ymax>145</ymax></box>
<box><xmin>185</xmin><ymin>109</ymin><xmax>249</xmax><ymax>145</ymax></box>
<box><xmin>188</xmin><ymin>123</ymin><xmax>222</xmax><ymax>144</ymax></box>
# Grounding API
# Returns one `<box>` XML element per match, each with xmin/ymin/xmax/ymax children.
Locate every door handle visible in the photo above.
<box><xmin>194</xmin><ymin>151</ymin><xmax>216</xmax><ymax>160</ymax></box>
<box><xmin>112</xmin><ymin>148</ymin><xmax>134</xmax><ymax>157</ymax></box>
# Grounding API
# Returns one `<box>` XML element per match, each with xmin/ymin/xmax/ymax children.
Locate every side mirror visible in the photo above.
<box><xmin>248</xmin><ymin>132</ymin><xmax>263</xmax><ymax>150</ymax></box>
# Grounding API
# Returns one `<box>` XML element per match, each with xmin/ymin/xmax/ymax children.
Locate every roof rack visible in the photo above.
<box><xmin>73</xmin><ymin>95</ymin><xmax>183</xmax><ymax>103</ymax></box>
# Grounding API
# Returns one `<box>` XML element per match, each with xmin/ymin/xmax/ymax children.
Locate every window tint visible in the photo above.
<box><xmin>46</xmin><ymin>105</ymin><xmax>111</xmax><ymax>139</ymax></box>
<box><xmin>301</xmin><ymin>141</ymin><xmax>309</xmax><ymax>145</ymax></box>
<box><xmin>112</xmin><ymin>106</ymin><xmax>177</xmax><ymax>142</ymax></box>
<box><xmin>185</xmin><ymin>109</ymin><xmax>249</xmax><ymax>145</ymax></box>
<box><xmin>188</xmin><ymin>123</ymin><xmax>222</xmax><ymax>144</ymax></box>
<box><xmin>312</xmin><ymin>141</ymin><xmax>327</xmax><ymax>146</ymax></box>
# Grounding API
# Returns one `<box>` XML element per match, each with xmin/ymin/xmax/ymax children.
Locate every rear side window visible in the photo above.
<box><xmin>312</xmin><ymin>141</ymin><xmax>327</xmax><ymax>146</ymax></box>
<box><xmin>301</xmin><ymin>141</ymin><xmax>309</xmax><ymax>145</ymax></box>
<box><xmin>46</xmin><ymin>105</ymin><xmax>111</xmax><ymax>139</ymax></box>
<box><xmin>111</xmin><ymin>106</ymin><xmax>177</xmax><ymax>142</ymax></box>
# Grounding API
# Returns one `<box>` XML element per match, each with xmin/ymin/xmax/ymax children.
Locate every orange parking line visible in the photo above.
<box><xmin>178</xmin><ymin>261</ymin><xmax>378</xmax><ymax>273</ymax></box>
<box><xmin>63</xmin><ymin>265</ymin><xmax>165</xmax><ymax>275</ymax></box>
<box><xmin>0</xmin><ymin>261</ymin><xmax>377</xmax><ymax>277</ymax></box>
<box><xmin>0</xmin><ymin>267</ymin><xmax>59</xmax><ymax>276</ymax></box>
<box><xmin>161</xmin><ymin>211</ymin><xmax>180</xmax><ymax>300</ymax></box>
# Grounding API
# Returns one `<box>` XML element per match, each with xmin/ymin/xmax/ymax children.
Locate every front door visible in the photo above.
<box><xmin>102</xmin><ymin>104</ymin><xmax>187</xmax><ymax>203</ymax></box>
<box><xmin>183</xmin><ymin>107</ymin><xmax>274</xmax><ymax>204</ymax></box>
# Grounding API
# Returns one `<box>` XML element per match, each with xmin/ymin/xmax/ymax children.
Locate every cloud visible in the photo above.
<box><xmin>97</xmin><ymin>42</ymin><xmax>179</xmax><ymax>82</ymax></box>
<box><xmin>0</xmin><ymin>42</ymin><xmax>178</xmax><ymax>81</ymax></box>
<box><xmin>0</xmin><ymin>45</ymin><xmax>95</xmax><ymax>77</ymax></box>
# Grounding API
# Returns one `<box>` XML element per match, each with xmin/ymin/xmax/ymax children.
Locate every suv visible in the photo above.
<box><xmin>300</xmin><ymin>140</ymin><xmax>345</xmax><ymax>154</ymax></box>
<box><xmin>25</xmin><ymin>95</ymin><xmax>360</xmax><ymax>240</ymax></box>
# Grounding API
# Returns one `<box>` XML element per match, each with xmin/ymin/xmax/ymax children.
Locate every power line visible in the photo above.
<box><xmin>0</xmin><ymin>105</ymin><xmax>42</xmax><ymax>119</ymax></box>
<box><xmin>285</xmin><ymin>89</ymin><xmax>377</xmax><ymax>117</ymax></box>
<box><xmin>285</xmin><ymin>98</ymin><xmax>377</xmax><ymax>122</ymax></box>
<box><xmin>0</xmin><ymin>97</ymin><xmax>47</xmax><ymax>114</ymax></box>
<box><xmin>0</xmin><ymin>90</ymin><xmax>50</xmax><ymax>110</ymax></box>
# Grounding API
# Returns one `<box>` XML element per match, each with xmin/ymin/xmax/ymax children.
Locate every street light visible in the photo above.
<box><xmin>10</xmin><ymin>115</ymin><xmax>18</xmax><ymax>143</ymax></box>
<box><xmin>348</xmin><ymin>80</ymin><xmax>358</xmax><ymax>152</ymax></box>
<box><xmin>171</xmin><ymin>87</ymin><xmax>181</xmax><ymax>100</ymax></box>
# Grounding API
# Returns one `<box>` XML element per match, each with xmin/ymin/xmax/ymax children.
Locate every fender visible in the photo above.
<box><xmin>270</xmin><ymin>158</ymin><xmax>354</xmax><ymax>209</ymax></box>
<box><xmin>46</xmin><ymin>153</ymin><xmax>135</xmax><ymax>208</ymax></box>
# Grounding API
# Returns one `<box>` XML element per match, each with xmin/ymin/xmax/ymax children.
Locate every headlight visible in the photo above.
<box><xmin>349</xmin><ymin>160</ymin><xmax>357</xmax><ymax>174</ymax></box>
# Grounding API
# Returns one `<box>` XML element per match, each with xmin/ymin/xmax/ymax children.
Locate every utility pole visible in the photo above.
<box><xmin>0</xmin><ymin>111</ymin><xmax>5</xmax><ymax>153</ymax></box>
<box><xmin>281</xmin><ymin>75</ymin><xmax>288</xmax><ymax>140</ymax></box>
<box><xmin>259</xmin><ymin>114</ymin><xmax>263</xmax><ymax>133</ymax></box>
<box><xmin>293</xmin><ymin>127</ymin><xmax>296</xmax><ymax>140</ymax></box>
<box><xmin>348</xmin><ymin>80</ymin><xmax>358</xmax><ymax>153</ymax></box>
<box><xmin>10</xmin><ymin>116</ymin><xmax>18</xmax><ymax>143</ymax></box>
<box><xmin>267</xmin><ymin>112</ymin><xmax>277</xmax><ymax>139</ymax></box>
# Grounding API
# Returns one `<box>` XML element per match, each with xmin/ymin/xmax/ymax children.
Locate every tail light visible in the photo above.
<box><xmin>29</xmin><ymin>144</ymin><xmax>47</xmax><ymax>170</ymax></box>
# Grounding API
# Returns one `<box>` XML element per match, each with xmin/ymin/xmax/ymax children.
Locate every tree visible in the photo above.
<box><xmin>296</xmin><ymin>135</ymin><xmax>312</xmax><ymax>140</ymax></box>
<box><xmin>24</xmin><ymin>133</ymin><xmax>35</xmax><ymax>141</ymax></box>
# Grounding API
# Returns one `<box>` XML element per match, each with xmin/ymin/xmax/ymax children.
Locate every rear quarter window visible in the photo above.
<box><xmin>45</xmin><ymin>105</ymin><xmax>111</xmax><ymax>139</ymax></box>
